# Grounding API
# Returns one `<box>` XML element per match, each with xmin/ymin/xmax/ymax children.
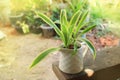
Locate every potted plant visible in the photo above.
<box><xmin>40</xmin><ymin>24</ymin><xmax>56</xmax><ymax>38</ymax></box>
<box><xmin>23</xmin><ymin>10</ymin><xmax>42</xmax><ymax>34</ymax></box>
<box><xmin>16</xmin><ymin>21</ymin><xmax>30</xmax><ymax>34</ymax></box>
<box><xmin>30</xmin><ymin>9</ymin><xmax>96</xmax><ymax>74</ymax></box>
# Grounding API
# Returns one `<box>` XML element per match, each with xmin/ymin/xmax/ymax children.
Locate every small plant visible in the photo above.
<box><xmin>30</xmin><ymin>9</ymin><xmax>96</xmax><ymax>68</ymax></box>
<box><xmin>17</xmin><ymin>21</ymin><xmax>29</xmax><ymax>34</ymax></box>
<box><xmin>50</xmin><ymin>8</ymin><xmax>60</xmax><ymax>22</ymax></box>
<box><xmin>23</xmin><ymin>10</ymin><xmax>44</xmax><ymax>27</ymax></box>
<box><xmin>67</xmin><ymin>0</ymin><xmax>89</xmax><ymax>13</ymax></box>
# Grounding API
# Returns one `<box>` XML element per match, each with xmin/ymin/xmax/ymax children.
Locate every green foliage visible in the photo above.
<box><xmin>50</xmin><ymin>8</ymin><xmax>61</xmax><ymax>22</ymax></box>
<box><xmin>23</xmin><ymin>10</ymin><xmax>45</xmax><ymax>26</ymax></box>
<box><xmin>89</xmin><ymin>0</ymin><xmax>120</xmax><ymax>37</ymax></box>
<box><xmin>90</xmin><ymin>0</ymin><xmax>120</xmax><ymax>24</ymax></box>
<box><xmin>30</xmin><ymin>9</ymin><xmax>96</xmax><ymax>68</ymax></box>
<box><xmin>30</xmin><ymin>48</ymin><xmax>60</xmax><ymax>68</ymax></box>
<box><xmin>89</xmin><ymin>0</ymin><xmax>104</xmax><ymax>26</ymax></box>
<box><xmin>66</xmin><ymin>0</ymin><xmax>89</xmax><ymax>20</ymax></box>
<box><xmin>17</xmin><ymin>21</ymin><xmax>30</xmax><ymax>34</ymax></box>
<box><xmin>80</xmin><ymin>38</ymin><xmax>96</xmax><ymax>59</ymax></box>
<box><xmin>67</xmin><ymin>0</ymin><xmax>89</xmax><ymax>13</ymax></box>
<box><xmin>95</xmin><ymin>24</ymin><xmax>110</xmax><ymax>37</ymax></box>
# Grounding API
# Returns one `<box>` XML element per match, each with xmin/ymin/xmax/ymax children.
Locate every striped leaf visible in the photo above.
<box><xmin>30</xmin><ymin>48</ymin><xmax>60</xmax><ymax>68</ymax></box>
<box><xmin>80</xmin><ymin>38</ymin><xmax>96</xmax><ymax>59</ymax></box>
<box><xmin>75</xmin><ymin>11</ymin><xmax>89</xmax><ymax>34</ymax></box>
<box><xmin>36</xmin><ymin>11</ymin><xmax>61</xmax><ymax>36</ymax></box>
<box><xmin>60</xmin><ymin>10</ymin><xmax>69</xmax><ymax>47</ymax></box>
<box><xmin>81</xmin><ymin>24</ymin><xmax>96</xmax><ymax>35</ymax></box>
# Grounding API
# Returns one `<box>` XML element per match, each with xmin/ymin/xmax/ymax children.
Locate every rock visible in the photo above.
<box><xmin>0</xmin><ymin>31</ymin><xmax>6</xmax><ymax>40</ymax></box>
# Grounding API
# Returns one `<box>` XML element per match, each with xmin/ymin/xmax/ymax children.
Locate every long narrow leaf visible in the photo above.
<box><xmin>67</xmin><ymin>1</ymin><xmax>75</xmax><ymax>12</ymax></box>
<box><xmin>60</xmin><ymin>10</ymin><xmax>68</xmax><ymax>47</ymax></box>
<box><xmin>64</xmin><ymin>10</ymin><xmax>81</xmax><ymax>47</ymax></box>
<box><xmin>81</xmin><ymin>24</ymin><xmax>96</xmax><ymax>35</ymax></box>
<box><xmin>76</xmin><ymin>11</ymin><xmax>89</xmax><ymax>34</ymax></box>
<box><xmin>60</xmin><ymin>9</ymin><xmax>68</xmax><ymax>26</ymax></box>
<box><xmin>68</xmin><ymin>10</ymin><xmax>81</xmax><ymax>44</ymax></box>
<box><xmin>76</xmin><ymin>22</ymin><xmax>89</xmax><ymax>38</ymax></box>
<box><xmin>80</xmin><ymin>38</ymin><xmax>96</xmax><ymax>59</ymax></box>
<box><xmin>30</xmin><ymin>48</ymin><xmax>60</xmax><ymax>68</ymax></box>
<box><xmin>61</xmin><ymin>24</ymin><xmax>68</xmax><ymax>47</ymax></box>
<box><xmin>67</xmin><ymin>24</ymin><xmax>75</xmax><ymax>46</ymax></box>
<box><xmin>70</xmin><ymin>10</ymin><xmax>81</xmax><ymax>27</ymax></box>
<box><xmin>77</xmin><ymin>0</ymin><xmax>88</xmax><ymax>11</ymax></box>
<box><xmin>36</xmin><ymin>12</ymin><xmax>61</xmax><ymax>36</ymax></box>
<box><xmin>76</xmin><ymin>0</ymin><xmax>83</xmax><ymax>11</ymax></box>
<box><xmin>60</xmin><ymin>30</ymin><xmax>67</xmax><ymax>47</ymax></box>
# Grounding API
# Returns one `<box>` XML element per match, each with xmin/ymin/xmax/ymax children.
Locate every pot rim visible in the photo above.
<box><xmin>40</xmin><ymin>24</ymin><xmax>53</xmax><ymax>29</ymax></box>
<box><xmin>59</xmin><ymin>45</ymin><xmax>82</xmax><ymax>52</ymax></box>
<box><xmin>10</xmin><ymin>13</ymin><xmax>24</xmax><ymax>18</ymax></box>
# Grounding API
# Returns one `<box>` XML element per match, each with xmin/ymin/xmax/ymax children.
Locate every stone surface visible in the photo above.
<box><xmin>84</xmin><ymin>46</ymin><xmax>120</xmax><ymax>70</ymax></box>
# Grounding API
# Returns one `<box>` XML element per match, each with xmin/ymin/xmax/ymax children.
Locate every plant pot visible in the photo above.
<box><xmin>40</xmin><ymin>24</ymin><xmax>56</xmax><ymax>38</ymax></box>
<box><xmin>9</xmin><ymin>13</ymin><xmax>24</xmax><ymax>26</ymax></box>
<box><xmin>10</xmin><ymin>13</ymin><xmax>27</xmax><ymax>34</ymax></box>
<box><xmin>55</xmin><ymin>23</ymin><xmax>60</xmax><ymax>29</ymax></box>
<box><xmin>59</xmin><ymin>45</ymin><xmax>88</xmax><ymax>74</ymax></box>
<box><xmin>29</xmin><ymin>26</ymin><xmax>41</xmax><ymax>34</ymax></box>
<box><xmin>14</xmin><ymin>26</ymin><xmax>23</xmax><ymax>34</ymax></box>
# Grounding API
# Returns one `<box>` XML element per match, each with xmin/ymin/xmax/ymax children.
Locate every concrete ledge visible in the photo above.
<box><xmin>52</xmin><ymin>46</ymin><xmax>120</xmax><ymax>80</ymax></box>
<box><xmin>84</xmin><ymin>46</ymin><xmax>120</xmax><ymax>70</ymax></box>
<box><xmin>52</xmin><ymin>63</ymin><xmax>120</xmax><ymax>80</ymax></box>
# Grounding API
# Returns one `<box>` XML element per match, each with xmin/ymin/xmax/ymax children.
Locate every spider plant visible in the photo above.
<box><xmin>30</xmin><ymin>9</ymin><xmax>96</xmax><ymax>68</ymax></box>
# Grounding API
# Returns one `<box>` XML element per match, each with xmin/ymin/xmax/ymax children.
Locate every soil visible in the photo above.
<box><xmin>87</xmin><ymin>29</ymin><xmax>120</xmax><ymax>50</ymax></box>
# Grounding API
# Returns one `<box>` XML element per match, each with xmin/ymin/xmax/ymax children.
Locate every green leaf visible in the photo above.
<box><xmin>67</xmin><ymin>1</ymin><xmax>75</xmax><ymax>11</ymax></box>
<box><xmin>36</xmin><ymin>11</ymin><xmax>66</xmax><ymax>46</ymax></box>
<box><xmin>80</xmin><ymin>38</ymin><xmax>96</xmax><ymax>59</ymax></box>
<box><xmin>61</xmin><ymin>24</ymin><xmax>68</xmax><ymax>47</ymax></box>
<box><xmin>76</xmin><ymin>11</ymin><xmax>89</xmax><ymax>33</ymax></box>
<box><xmin>76</xmin><ymin>0</ymin><xmax>83</xmax><ymax>11</ymax></box>
<box><xmin>70</xmin><ymin>10</ymin><xmax>81</xmax><ymax>27</ymax></box>
<box><xmin>60</xmin><ymin>9</ymin><xmax>68</xmax><ymax>26</ymax></box>
<box><xmin>69</xmin><ymin>11</ymin><xmax>81</xmax><ymax>38</ymax></box>
<box><xmin>36</xmin><ymin>11</ymin><xmax>61</xmax><ymax>36</ymax></box>
<box><xmin>77</xmin><ymin>0</ymin><xmax>88</xmax><ymax>10</ymax></box>
<box><xmin>75</xmin><ymin>22</ymin><xmax>89</xmax><ymax>37</ymax></box>
<box><xmin>67</xmin><ymin>10</ymin><xmax>81</xmax><ymax>45</ymax></box>
<box><xmin>81</xmin><ymin>24</ymin><xmax>96</xmax><ymax>35</ymax></box>
<box><xmin>60</xmin><ymin>10</ymin><xmax>69</xmax><ymax>47</ymax></box>
<box><xmin>67</xmin><ymin>24</ymin><xmax>74</xmax><ymax>46</ymax></box>
<box><xmin>72</xmin><ymin>41</ymin><xmax>78</xmax><ymax>55</ymax></box>
<box><xmin>30</xmin><ymin>48</ymin><xmax>60</xmax><ymax>68</ymax></box>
